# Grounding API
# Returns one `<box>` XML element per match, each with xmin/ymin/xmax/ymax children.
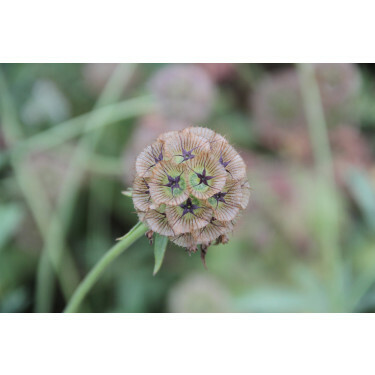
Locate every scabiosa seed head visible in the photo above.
<box><xmin>131</xmin><ymin>127</ymin><xmax>250</xmax><ymax>259</ymax></box>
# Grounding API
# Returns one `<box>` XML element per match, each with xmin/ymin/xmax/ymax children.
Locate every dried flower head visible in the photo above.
<box><xmin>131</xmin><ymin>127</ymin><xmax>249</xmax><ymax>261</ymax></box>
<box><xmin>149</xmin><ymin>65</ymin><xmax>215</xmax><ymax>123</ymax></box>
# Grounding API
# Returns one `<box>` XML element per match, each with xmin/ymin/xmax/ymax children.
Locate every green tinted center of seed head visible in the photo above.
<box><xmin>189</xmin><ymin>166</ymin><xmax>214</xmax><ymax>193</ymax></box>
<box><xmin>162</xmin><ymin>171</ymin><xmax>186</xmax><ymax>198</ymax></box>
<box><xmin>178</xmin><ymin>196</ymin><xmax>203</xmax><ymax>217</ymax></box>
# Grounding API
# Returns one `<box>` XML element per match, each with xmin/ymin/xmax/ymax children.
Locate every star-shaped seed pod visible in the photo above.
<box><xmin>131</xmin><ymin>127</ymin><xmax>250</xmax><ymax>264</ymax></box>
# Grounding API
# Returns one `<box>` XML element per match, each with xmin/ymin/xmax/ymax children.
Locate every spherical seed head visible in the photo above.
<box><xmin>131</xmin><ymin>127</ymin><xmax>250</xmax><ymax>252</ymax></box>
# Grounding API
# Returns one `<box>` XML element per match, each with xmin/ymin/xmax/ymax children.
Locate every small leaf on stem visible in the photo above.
<box><xmin>153</xmin><ymin>233</ymin><xmax>168</xmax><ymax>276</ymax></box>
<box><xmin>122</xmin><ymin>189</ymin><xmax>133</xmax><ymax>198</ymax></box>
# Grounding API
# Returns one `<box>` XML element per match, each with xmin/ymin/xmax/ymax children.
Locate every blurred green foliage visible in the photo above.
<box><xmin>1</xmin><ymin>63</ymin><xmax>375</xmax><ymax>312</ymax></box>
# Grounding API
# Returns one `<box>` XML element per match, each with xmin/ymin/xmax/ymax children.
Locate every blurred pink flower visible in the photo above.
<box><xmin>315</xmin><ymin>63</ymin><xmax>360</xmax><ymax>111</ymax></box>
<box><xmin>251</xmin><ymin>69</ymin><xmax>311</xmax><ymax>160</ymax></box>
<box><xmin>251</xmin><ymin>65</ymin><xmax>361</xmax><ymax>161</ymax></box>
<box><xmin>330</xmin><ymin>124</ymin><xmax>372</xmax><ymax>187</ymax></box>
<box><xmin>239</xmin><ymin>152</ymin><xmax>316</xmax><ymax>255</ymax></box>
<box><xmin>197</xmin><ymin>63</ymin><xmax>235</xmax><ymax>82</ymax></box>
<box><xmin>149</xmin><ymin>64</ymin><xmax>215</xmax><ymax>123</ymax></box>
<box><xmin>82</xmin><ymin>63</ymin><xmax>137</xmax><ymax>96</ymax></box>
<box><xmin>83</xmin><ymin>63</ymin><xmax>118</xmax><ymax>95</ymax></box>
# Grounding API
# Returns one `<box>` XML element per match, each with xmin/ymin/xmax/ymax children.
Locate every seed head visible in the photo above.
<box><xmin>131</xmin><ymin>127</ymin><xmax>250</xmax><ymax>259</ymax></box>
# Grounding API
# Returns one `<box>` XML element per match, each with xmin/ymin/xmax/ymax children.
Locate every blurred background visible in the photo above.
<box><xmin>1</xmin><ymin>63</ymin><xmax>375</xmax><ymax>313</ymax></box>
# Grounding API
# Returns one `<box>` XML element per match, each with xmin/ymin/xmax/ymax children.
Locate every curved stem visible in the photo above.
<box><xmin>36</xmin><ymin>65</ymin><xmax>147</xmax><ymax>311</ymax></box>
<box><xmin>0</xmin><ymin>69</ymin><xmax>83</xmax><ymax>311</ymax></box>
<box><xmin>64</xmin><ymin>222</ymin><xmax>148</xmax><ymax>313</ymax></box>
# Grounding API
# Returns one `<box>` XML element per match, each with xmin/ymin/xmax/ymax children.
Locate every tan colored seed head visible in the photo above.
<box><xmin>131</xmin><ymin>127</ymin><xmax>250</xmax><ymax>256</ymax></box>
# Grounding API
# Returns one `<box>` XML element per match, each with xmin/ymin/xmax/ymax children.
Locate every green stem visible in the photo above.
<box><xmin>297</xmin><ymin>64</ymin><xmax>334</xmax><ymax>180</ymax></box>
<box><xmin>64</xmin><ymin>222</ymin><xmax>148</xmax><ymax>313</ymax></box>
<box><xmin>0</xmin><ymin>69</ymin><xmax>83</xmax><ymax>311</ymax></box>
<box><xmin>298</xmin><ymin>63</ymin><xmax>343</xmax><ymax>311</ymax></box>
<box><xmin>35</xmin><ymin>65</ymin><xmax>145</xmax><ymax>310</ymax></box>
<box><xmin>10</xmin><ymin>95</ymin><xmax>154</xmax><ymax>157</ymax></box>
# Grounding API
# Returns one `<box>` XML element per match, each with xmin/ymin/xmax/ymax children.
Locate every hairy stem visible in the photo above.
<box><xmin>64</xmin><ymin>222</ymin><xmax>148</xmax><ymax>313</ymax></box>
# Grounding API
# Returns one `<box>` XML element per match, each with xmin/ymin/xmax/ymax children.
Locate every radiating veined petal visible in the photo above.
<box><xmin>145</xmin><ymin>207</ymin><xmax>176</xmax><ymax>236</ymax></box>
<box><xmin>239</xmin><ymin>178</ymin><xmax>251</xmax><ymax>210</ymax></box>
<box><xmin>211</xmin><ymin>139</ymin><xmax>246</xmax><ymax>180</ymax></box>
<box><xmin>192</xmin><ymin>218</ymin><xmax>233</xmax><ymax>244</ymax></box>
<box><xmin>132</xmin><ymin>175</ymin><xmax>152</xmax><ymax>212</ymax></box>
<box><xmin>170</xmin><ymin>233</ymin><xmax>197</xmax><ymax>251</ymax></box>
<box><xmin>186</xmin><ymin>153</ymin><xmax>227</xmax><ymax>200</ymax></box>
<box><xmin>149</xmin><ymin>160</ymin><xmax>189</xmax><ymax>206</ymax></box>
<box><xmin>207</xmin><ymin>178</ymin><xmax>242</xmax><ymax>221</ymax></box>
<box><xmin>187</xmin><ymin>126</ymin><xmax>227</xmax><ymax>150</ymax></box>
<box><xmin>164</xmin><ymin>129</ymin><xmax>210</xmax><ymax>164</ymax></box>
<box><xmin>135</xmin><ymin>140</ymin><xmax>165</xmax><ymax>178</ymax></box>
<box><xmin>166</xmin><ymin>197</ymin><xmax>212</xmax><ymax>235</ymax></box>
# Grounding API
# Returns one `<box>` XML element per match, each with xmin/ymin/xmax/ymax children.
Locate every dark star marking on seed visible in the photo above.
<box><xmin>219</xmin><ymin>154</ymin><xmax>230</xmax><ymax>168</ymax></box>
<box><xmin>176</xmin><ymin>136</ymin><xmax>198</xmax><ymax>163</ymax></box>
<box><xmin>196</xmin><ymin>168</ymin><xmax>214</xmax><ymax>187</ymax></box>
<box><xmin>141</xmin><ymin>178</ymin><xmax>150</xmax><ymax>194</ymax></box>
<box><xmin>153</xmin><ymin>149</ymin><xmax>163</xmax><ymax>164</ymax></box>
<box><xmin>213</xmin><ymin>191</ymin><xmax>227</xmax><ymax>204</ymax></box>
<box><xmin>164</xmin><ymin>173</ymin><xmax>182</xmax><ymax>195</ymax></box>
<box><xmin>179</xmin><ymin>198</ymin><xmax>199</xmax><ymax>217</ymax></box>
<box><xmin>177</xmin><ymin>147</ymin><xmax>196</xmax><ymax>163</ymax></box>
<box><xmin>146</xmin><ymin>145</ymin><xmax>163</xmax><ymax>172</ymax></box>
